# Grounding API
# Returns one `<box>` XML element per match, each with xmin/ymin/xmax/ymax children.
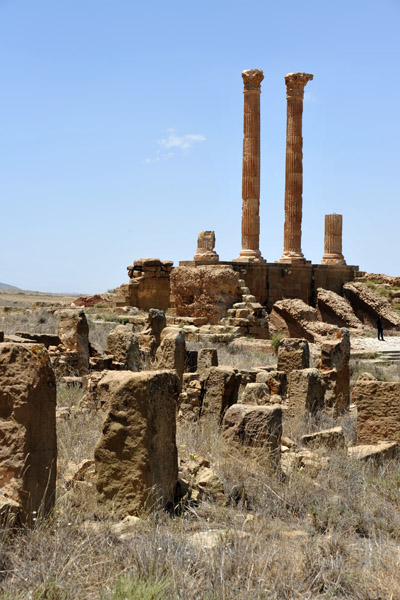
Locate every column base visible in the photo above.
<box><xmin>235</xmin><ymin>249</ymin><xmax>266</xmax><ymax>263</ymax></box>
<box><xmin>276</xmin><ymin>251</ymin><xmax>306</xmax><ymax>264</ymax></box>
<box><xmin>321</xmin><ymin>253</ymin><xmax>346</xmax><ymax>265</ymax></box>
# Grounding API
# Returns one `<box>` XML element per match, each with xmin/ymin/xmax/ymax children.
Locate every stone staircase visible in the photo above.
<box><xmin>376</xmin><ymin>350</ymin><xmax>400</xmax><ymax>364</ymax></box>
<box><xmin>219</xmin><ymin>279</ymin><xmax>269</xmax><ymax>339</ymax></box>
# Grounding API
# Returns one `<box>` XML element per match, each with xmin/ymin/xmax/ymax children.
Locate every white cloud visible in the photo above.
<box><xmin>144</xmin><ymin>128</ymin><xmax>206</xmax><ymax>164</ymax></box>
<box><xmin>158</xmin><ymin>128</ymin><xmax>206</xmax><ymax>154</ymax></box>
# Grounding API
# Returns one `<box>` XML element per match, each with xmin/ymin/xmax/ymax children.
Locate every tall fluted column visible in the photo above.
<box><xmin>235</xmin><ymin>69</ymin><xmax>265</xmax><ymax>263</ymax></box>
<box><xmin>321</xmin><ymin>214</ymin><xmax>346</xmax><ymax>265</ymax></box>
<box><xmin>278</xmin><ymin>72</ymin><xmax>313</xmax><ymax>263</ymax></box>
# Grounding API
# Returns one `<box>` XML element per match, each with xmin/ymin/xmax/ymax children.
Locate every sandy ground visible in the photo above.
<box><xmin>351</xmin><ymin>334</ymin><xmax>400</xmax><ymax>353</ymax></box>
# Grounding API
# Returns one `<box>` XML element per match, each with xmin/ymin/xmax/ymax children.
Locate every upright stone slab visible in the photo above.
<box><xmin>353</xmin><ymin>381</ymin><xmax>400</xmax><ymax>444</ymax></box>
<box><xmin>201</xmin><ymin>367</ymin><xmax>241</xmax><ymax>423</ymax></box>
<box><xmin>156</xmin><ymin>328</ymin><xmax>186</xmax><ymax>384</ymax></box>
<box><xmin>58</xmin><ymin>309</ymin><xmax>89</xmax><ymax>374</ymax></box>
<box><xmin>94</xmin><ymin>370</ymin><xmax>179</xmax><ymax>516</ymax></box>
<box><xmin>277</xmin><ymin>338</ymin><xmax>309</xmax><ymax>374</ymax></box>
<box><xmin>197</xmin><ymin>348</ymin><xmax>218</xmax><ymax>372</ymax></box>
<box><xmin>107</xmin><ymin>325</ymin><xmax>141</xmax><ymax>371</ymax></box>
<box><xmin>287</xmin><ymin>368</ymin><xmax>324</xmax><ymax>417</ymax></box>
<box><xmin>319</xmin><ymin>329</ymin><xmax>350</xmax><ymax>414</ymax></box>
<box><xmin>0</xmin><ymin>343</ymin><xmax>57</xmax><ymax>524</ymax></box>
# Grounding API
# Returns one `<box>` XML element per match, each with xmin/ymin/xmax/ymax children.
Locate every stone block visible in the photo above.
<box><xmin>241</xmin><ymin>382</ymin><xmax>269</xmax><ymax>405</ymax></box>
<box><xmin>287</xmin><ymin>368</ymin><xmax>325</xmax><ymax>417</ymax></box>
<box><xmin>301</xmin><ymin>426</ymin><xmax>345</xmax><ymax>448</ymax></box>
<box><xmin>107</xmin><ymin>325</ymin><xmax>141</xmax><ymax>371</ymax></box>
<box><xmin>277</xmin><ymin>338</ymin><xmax>309</xmax><ymax>374</ymax></box>
<box><xmin>201</xmin><ymin>367</ymin><xmax>241</xmax><ymax>423</ymax></box>
<box><xmin>0</xmin><ymin>343</ymin><xmax>57</xmax><ymax>524</ymax></box>
<box><xmin>197</xmin><ymin>348</ymin><xmax>218</xmax><ymax>372</ymax></box>
<box><xmin>156</xmin><ymin>329</ymin><xmax>186</xmax><ymax>384</ymax></box>
<box><xmin>94</xmin><ymin>370</ymin><xmax>179</xmax><ymax>515</ymax></box>
<box><xmin>353</xmin><ymin>381</ymin><xmax>400</xmax><ymax>444</ymax></box>
<box><xmin>57</xmin><ymin>309</ymin><xmax>89</xmax><ymax>374</ymax></box>
<box><xmin>256</xmin><ymin>369</ymin><xmax>287</xmax><ymax>399</ymax></box>
<box><xmin>223</xmin><ymin>403</ymin><xmax>282</xmax><ymax>455</ymax></box>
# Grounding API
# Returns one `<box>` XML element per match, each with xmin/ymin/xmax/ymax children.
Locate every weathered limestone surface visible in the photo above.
<box><xmin>270</xmin><ymin>298</ymin><xmax>338</xmax><ymax>342</ymax></box>
<box><xmin>194</xmin><ymin>231</ymin><xmax>219</xmax><ymax>264</ymax></box>
<box><xmin>137</xmin><ymin>308</ymin><xmax>166</xmax><ymax>358</ymax></box>
<box><xmin>107</xmin><ymin>325</ymin><xmax>141</xmax><ymax>371</ymax></box>
<box><xmin>201</xmin><ymin>367</ymin><xmax>241</xmax><ymax>422</ymax></box>
<box><xmin>197</xmin><ymin>348</ymin><xmax>218</xmax><ymax>373</ymax></box>
<box><xmin>58</xmin><ymin>309</ymin><xmax>89</xmax><ymax>374</ymax></box>
<box><xmin>256</xmin><ymin>370</ymin><xmax>288</xmax><ymax>399</ymax></box>
<box><xmin>348</xmin><ymin>442</ymin><xmax>398</xmax><ymax>462</ymax></box>
<box><xmin>236</xmin><ymin>69</ymin><xmax>265</xmax><ymax>263</ymax></box>
<box><xmin>277</xmin><ymin>338</ymin><xmax>310</xmax><ymax>374</ymax></box>
<box><xmin>94</xmin><ymin>370</ymin><xmax>179</xmax><ymax>516</ymax></box>
<box><xmin>319</xmin><ymin>329</ymin><xmax>350</xmax><ymax>414</ymax></box>
<box><xmin>353</xmin><ymin>381</ymin><xmax>400</xmax><ymax>444</ymax></box>
<box><xmin>117</xmin><ymin>258</ymin><xmax>173</xmax><ymax>311</ymax></box>
<box><xmin>241</xmin><ymin>382</ymin><xmax>269</xmax><ymax>405</ymax></box>
<box><xmin>0</xmin><ymin>343</ymin><xmax>57</xmax><ymax>524</ymax></box>
<box><xmin>171</xmin><ymin>266</ymin><xmax>242</xmax><ymax>324</ymax></box>
<box><xmin>316</xmin><ymin>288</ymin><xmax>363</xmax><ymax>329</ymax></box>
<box><xmin>156</xmin><ymin>328</ymin><xmax>186</xmax><ymax>384</ymax></box>
<box><xmin>343</xmin><ymin>282</ymin><xmax>400</xmax><ymax>329</ymax></box>
<box><xmin>301</xmin><ymin>426</ymin><xmax>345</xmax><ymax>449</ymax></box>
<box><xmin>287</xmin><ymin>368</ymin><xmax>325</xmax><ymax>417</ymax></box>
<box><xmin>321</xmin><ymin>214</ymin><xmax>346</xmax><ymax>265</ymax></box>
<box><xmin>278</xmin><ymin>72</ymin><xmax>313</xmax><ymax>264</ymax></box>
<box><xmin>223</xmin><ymin>403</ymin><xmax>282</xmax><ymax>454</ymax></box>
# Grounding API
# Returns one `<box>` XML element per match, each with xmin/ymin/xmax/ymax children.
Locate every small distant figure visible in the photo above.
<box><xmin>376</xmin><ymin>314</ymin><xmax>385</xmax><ymax>341</ymax></box>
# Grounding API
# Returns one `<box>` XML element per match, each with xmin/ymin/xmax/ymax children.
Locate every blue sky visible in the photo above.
<box><xmin>0</xmin><ymin>0</ymin><xmax>399</xmax><ymax>293</ymax></box>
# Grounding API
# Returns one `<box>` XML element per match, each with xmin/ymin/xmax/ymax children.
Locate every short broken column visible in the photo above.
<box><xmin>194</xmin><ymin>231</ymin><xmax>219</xmax><ymax>263</ymax></box>
<box><xmin>278</xmin><ymin>72</ymin><xmax>313</xmax><ymax>264</ymax></box>
<box><xmin>321</xmin><ymin>214</ymin><xmax>346</xmax><ymax>265</ymax></box>
<box><xmin>94</xmin><ymin>370</ymin><xmax>179</xmax><ymax>516</ymax></box>
<box><xmin>277</xmin><ymin>338</ymin><xmax>310</xmax><ymax>374</ymax></box>
<box><xmin>0</xmin><ymin>343</ymin><xmax>57</xmax><ymax>524</ymax></box>
<box><xmin>236</xmin><ymin>69</ymin><xmax>265</xmax><ymax>263</ymax></box>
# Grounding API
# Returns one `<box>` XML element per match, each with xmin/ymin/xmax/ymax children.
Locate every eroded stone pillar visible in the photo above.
<box><xmin>321</xmin><ymin>214</ymin><xmax>346</xmax><ymax>265</ymax></box>
<box><xmin>278</xmin><ymin>72</ymin><xmax>313</xmax><ymax>264</ymax></box>
<box><xmin>236</xmin><ymin>69</ymin><xmax>265</xmax><ymax>263</ymax></box>
<box><xmin>194</xmin><ymin>231</ymin><xmax>219</xmax><ymax>263</ymax></box>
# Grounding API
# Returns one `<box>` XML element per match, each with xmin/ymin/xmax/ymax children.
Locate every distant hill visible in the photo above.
<box><xmin>0</xmin><ymin>282</ymin><xmax>21</xmax><ymax>290</ymax></box>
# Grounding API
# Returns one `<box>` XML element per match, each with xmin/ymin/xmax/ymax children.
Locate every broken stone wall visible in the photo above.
<box><xmin>117</xmin><ymin>259</ymin><xmax>173</xmax><ymax>311</ymax></box>
<box><xmin>171</xmin><ymin>265</ymin><xmax>242</xmax><ymax>324</ymax></box>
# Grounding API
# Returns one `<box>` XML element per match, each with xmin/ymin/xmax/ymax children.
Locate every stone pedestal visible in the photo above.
<box><xmin>278</xmin><ymin>72</ymin><xmax>313</xmax><ymax>264</ymax></box>
<box><xmin>236</xmin><ymin>69</ymin><xmax>265</xmax><ymax>263</ymax></box>
<box><xmin>321</xmin><ymin>214</ymin><xmax>346</xmax><ymax>265</ymax></box>
<box><xmin>194</xmin><ymin>231</ymin><xmax>219</xmax><ymax>263</ymax></box>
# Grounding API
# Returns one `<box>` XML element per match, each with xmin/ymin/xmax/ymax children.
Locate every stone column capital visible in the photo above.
<box><xmin>242</xmin><ymin>69</ymin><xmax>264</xmax><ymax>92</ymax></box>
<box><xmin>285</xmin><ymin>72</ymin><xmax>313</xmax><ymax>99</ymax></box>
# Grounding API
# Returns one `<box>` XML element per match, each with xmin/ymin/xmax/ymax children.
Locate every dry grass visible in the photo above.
<box><xmin>1</xmin><ymin>391</ymin><xmax>400</xmax><ymax>598</ymax></box>
<box><xmin>2</xmin><ymin>317</ymin><xmax>400</xmax><ymax>598</ymax></box>
<box><xmin>187</xmin><ymin>340</ymin><xmax>277</xmax><ymax>370</ymax></box>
